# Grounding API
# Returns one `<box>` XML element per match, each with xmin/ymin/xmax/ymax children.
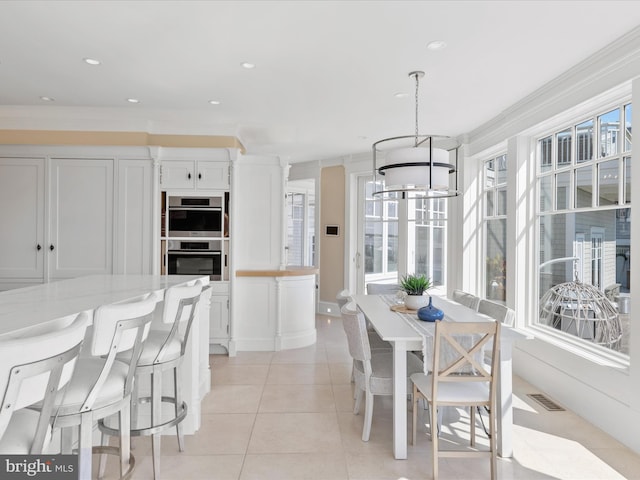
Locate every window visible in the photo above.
<box><xmin>361</xmin><ymin>178</ymin><xmax>448</xmax><ymax>286</ymax></box>
<box><xmin>408</xmin><ymin>197</ymin><xmax>447</xmax><ymax>285</ymax></box>
<box><xmin>537</xmin><ymin>102</ymin><xmax>631</xmax><ymax>354</ymax></box>
<box><xmin>483</xmin><ymin>154</ymin><xmax>507</xmax><ymax>302</ymax></box>
<box><xmin>285</xmin><ymin>181</ymin><xmax>315</xmax><ymax>267</ymax></box>
<box><xmin>363</xmin><ymin>180</ymin><xmax>399</xmax><ymax>277</ymax></box>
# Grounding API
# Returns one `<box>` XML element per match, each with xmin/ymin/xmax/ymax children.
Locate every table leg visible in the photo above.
<box><xmin>498</xmin><ymin>342</ymin><xmax>514</xmax><ymax>458</ymax></box>
<box><xmin>392</xmin><ymin>341</ymin><xmax>408</xmax><ymax>459</ymax></box>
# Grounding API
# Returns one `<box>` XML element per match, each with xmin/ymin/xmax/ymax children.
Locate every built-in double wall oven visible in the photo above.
<box><xmin>163</xmin><ymin>194</ymin><xmax>229</xmax><ymax>281</ymax></box>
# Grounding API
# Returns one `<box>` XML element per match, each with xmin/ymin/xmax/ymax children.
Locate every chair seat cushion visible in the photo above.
<box><xmin>53</xmin><ymin>358</ymin><xmax>129</xmax><ymax>415</ymax></box>
<box><xmin>354</xmin><ymin>352</ymin><xmax>423</xmax><ymax>395</ymax></box>
<box><xmin>134</xmin><ymin>330</ymin><xmax>182</xmax><ymax>366</ymax></box>
<box><xmin>410</xmin><ymin>372</ymin><xmax>490</xmax><ymax>404</ymax></box>
<box><xmin>0</xmin><ymin>409</ymin><xmax>51</xmax><ymax>454</ymax></box>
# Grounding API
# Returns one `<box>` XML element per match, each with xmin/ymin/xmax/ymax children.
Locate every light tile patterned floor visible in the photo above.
<box><xmin>99</xmin><ymin>314</ymin><xmax>640</xmax><ymax>479</ymax></box>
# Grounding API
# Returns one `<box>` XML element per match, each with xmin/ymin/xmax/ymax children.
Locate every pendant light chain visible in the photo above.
<box><xmin>414</xmin><ymin>72</ymin><xmax>419</xmax><ymax>147</ymax></box>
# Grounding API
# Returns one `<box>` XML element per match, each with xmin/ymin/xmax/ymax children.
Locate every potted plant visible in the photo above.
<box><xmin>400</xmin><ymin>274</ymin><xmax>432</xmax><ymax>310</ymax></box>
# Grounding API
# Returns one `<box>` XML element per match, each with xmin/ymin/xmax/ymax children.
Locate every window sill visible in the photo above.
<box><xmin>520</xmin><ymin>325</ymin><xmax>630</xmax><ymax>372</ymax></box>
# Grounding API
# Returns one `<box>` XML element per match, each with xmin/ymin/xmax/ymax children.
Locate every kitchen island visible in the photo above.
<box><xmin>0</xmin><ymin>274</ymin><xmax>211</xmax><ymax>434</ymax></box>
<box><xmin>232</xmin><ymin>267</ymin><xmax>318</xmax><ymax>354</ymax></box>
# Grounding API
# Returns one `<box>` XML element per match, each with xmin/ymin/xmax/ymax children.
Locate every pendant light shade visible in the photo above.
<box><xmin>373</xmin><ymin>71</ymin><xmax>459</xmax><ymax>198</ymax></box>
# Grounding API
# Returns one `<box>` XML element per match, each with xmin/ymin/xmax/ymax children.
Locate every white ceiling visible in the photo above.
<box><xmin>1</xmin><ymin>1</ymin><xmax>640</xmax><ymax>163</ymax></box>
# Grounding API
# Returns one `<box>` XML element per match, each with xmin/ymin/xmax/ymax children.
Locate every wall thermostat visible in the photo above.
<box><xmin>325</xmin><ymin>225</ymin><xmax>340</xmax><ymax>236</ymax></box>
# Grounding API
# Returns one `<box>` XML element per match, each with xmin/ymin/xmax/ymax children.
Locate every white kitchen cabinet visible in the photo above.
<box><xmin>208</xmin><ymin>283</ymin><xmax>230</xmax><ymax>349</ymax></box>
<box><xmin>49</xmin><ymin>158</ymin><xmax>114</xmax><ymax>279</ymax></box>
<box><xmin>115</xmin><ymin>159</ymin><xmax>153</xmax><ymax>274</ymax></box>
<box><xmin>161</xmin><ymin>160</ymin><xmax>229</xmax><ymax>190</ymax></box>
<box><xmin>0</xmin><ymin>157</ymin><xmax>45</xmax><ymax>281</ymax></box>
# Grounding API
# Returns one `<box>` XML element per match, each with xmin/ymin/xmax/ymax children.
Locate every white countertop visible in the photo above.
<box><xmin>0</xmin><ymin>275</ymin><xmax>209</xmax><ymax>339</ymax></box>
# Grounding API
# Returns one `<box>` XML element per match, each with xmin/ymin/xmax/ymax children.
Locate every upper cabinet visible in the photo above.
<box><xmin>160</xmin><ymin>160</ymin><xmax>230</xmax><ymax>190</ymax></box>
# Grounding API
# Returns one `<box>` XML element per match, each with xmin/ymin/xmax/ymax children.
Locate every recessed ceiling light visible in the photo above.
<box><xmin>427</xmin><ymin>40</ymin><xmax>447</xmax><ymax>51</ymax></box>
<box><xmin>126</xmin><ymin>98</ymin><xmax>140</xmax><ymax>104</ymax></box>
<box><xmin>39</xmin><ymin>96</ymin><xmax>55</xmax><ymax>101</ymax></box>
<box><xmin>241</xmin><ymin>62</ymin><xmax>256</xmax><ymax>69</ymax></box>
<box><xmin>394</xmin><ymin>92</ymin><xmax>409</xmax><ymax>98</ymax></box>
<box><xmin>83</xmin><ymin>57</ymin><xmax>101</xmax><ymax>65</ymax></box>
<box><xmin>208</xmin><ymin>100</ymin><xmax>221</xmax><ymax>105</ymax></box>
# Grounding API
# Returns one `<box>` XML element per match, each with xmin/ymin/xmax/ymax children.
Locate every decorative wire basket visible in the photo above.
<box><xmin>539</xmin><ymin>280</ymin><xmax>622</xmax><ymax>350</ymax></box>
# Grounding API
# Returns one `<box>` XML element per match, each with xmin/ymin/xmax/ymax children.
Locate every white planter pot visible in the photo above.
<box><xmin>404</xmin><ymin>294</ymin><xmax>428</xmax><ymax>310</ymax></box>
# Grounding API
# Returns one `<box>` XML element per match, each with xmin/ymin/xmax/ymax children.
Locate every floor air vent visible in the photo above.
<box><xmin>527</xmin><ymin>393</ymin><xmax>565</xmax><ymax>412</ymax></box>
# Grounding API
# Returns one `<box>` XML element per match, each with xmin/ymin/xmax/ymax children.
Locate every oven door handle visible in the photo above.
<box><xmin>168</xmin><ymin>251</ymin><xmax>222</xmax><ymax>255</ymax></box>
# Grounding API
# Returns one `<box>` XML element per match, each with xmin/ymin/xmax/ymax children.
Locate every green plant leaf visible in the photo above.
<box><xmin>399</xmin><ymin>274</ymin><xmax>432</xmax><ymax>295</ymax></box>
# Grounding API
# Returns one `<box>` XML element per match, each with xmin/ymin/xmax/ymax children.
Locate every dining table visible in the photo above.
<box><xmin>352</xmin><ymin>293</ymin><xmax>528</xmax><ymax>460</ymax></box>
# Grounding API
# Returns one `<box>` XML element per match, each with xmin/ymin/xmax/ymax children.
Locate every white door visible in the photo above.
<box><xmin>590</xmin><ymin>228</ymin><xmax>604</xmax><ymax>290</ymax></box>
<box><xmin>356</xmin><ymin>175</ymin><xmax>400</xmax><ymax>293</ymax></box>
<box><xmin>574</xmin><ymin>233</ymin><xmax>585</xmax><ymax>282</ymax></box>
<box><xmin>49</xmin><ymin>158</ymin><xmax>114</xmax><ymax>279</ymax></box>
<box><xmin>0</xmin><ymin>158</ymin><xmax>45</xmax><ymax>280</ymax></box>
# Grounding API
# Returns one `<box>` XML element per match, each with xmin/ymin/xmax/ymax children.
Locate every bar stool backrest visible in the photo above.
<box><xmin>0</xmin><ymin>312</ymin><xmax>88</xmax><ymax>453</ymax></box>
<box><xmin>91</xmin><ymin>294</ymin><xmax>156</xmax><ymax>357</ymax></box>
<box><xmin>161</xmin><ymin>282</ymin><xmax>204</xmax><ymax>325</ymax></box>
<box><xmin>155</xmin><ymin>282</ymin><xmax>205</xmax><ymax>363</ymax></box>
<box><xmin>81</xmin><ymin>294</ymin><xmax>157</xmax><ymax>412</ymax></box>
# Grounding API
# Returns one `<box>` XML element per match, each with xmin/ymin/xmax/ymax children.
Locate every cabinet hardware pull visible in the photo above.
<box><xmin>36</xmin><ymin>244</ymin><xmax>42</xmax><ymax>251</ymax></box>
<box><xmin>198</xmin><ymin>173</ymin><xmax>202</xmax><ymax>180</ymax></box>
<box><xmin>49</xmin><ymin>245</ymin><xmax>55</xmax><ymax>251</ymax></box>
<box><xmin>188</xmin><ymin>172</ymin><xmax>192</xmax><ymax>180</ymax></box>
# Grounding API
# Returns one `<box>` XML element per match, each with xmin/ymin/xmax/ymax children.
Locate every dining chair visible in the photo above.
<box><xmin>366</xmin><ymin>282</ymin><xmax>401</xmax><ymax>295</ymax></box>
<box><xmin>410</xmin><ymin>320</ymin><xmax>500</xmax><ymax>480</ymax></box>
<box><xmin>478</xmin><ymin>298</ymin><xmax>515</xmax><ymax>327</ymax></box>
<box><xmin>341</xmin><ymin>301</ymin><xmax>423</xmax><ymax>441</ymax></box>
<box><xmin>49</xmin><ymin>294</ymin><xmax>157</xmax><ymax>480</ymax></box>
<box><xmin>0</xmin><ymin>313</ymin><xmax>88</xmax><ymax>454</ymax></box>
<box><xmin>452</xmin><ymin>289</ymin><xmax>481</xmax><ymax>311</ymax></box>
<box><xmin>99</xmin><ymin>282</ymin><xmax>206</xmax><ymax>480</ymax></box>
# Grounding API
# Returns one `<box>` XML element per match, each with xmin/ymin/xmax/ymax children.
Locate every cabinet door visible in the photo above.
<box><xmin>115</xmin><ymin>159</ymin><xmax>152</xmax><ymax>274</ymax></box>
<box><xmin>49</xmin><ymin>158</ymin><xmax>114</xmax><ymax>279</ymax></box>
<box><xmin>0</xmin><ymin>158</ymin><xmax>45</xmax><ymax>279</ymax></box>
<box><xmin>161</xmin><ymin>160</ymin><xmax>195</xmax><ymax>189</ymax></box>
<box><xmin>209</xmin><ymin>294</ymin><xmax>229</xmax><ymax>344</ymax></box>
<box><xmin>196</xmin><ymin>162</ymin><xmax>229</xmax><ymax>189</ymax></box>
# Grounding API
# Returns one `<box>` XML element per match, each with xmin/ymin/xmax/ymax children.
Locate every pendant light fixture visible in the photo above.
<box><xmin>373</xmin><ymin>71</ymin><xmax>460</xmax><ymax>198</ymax></box>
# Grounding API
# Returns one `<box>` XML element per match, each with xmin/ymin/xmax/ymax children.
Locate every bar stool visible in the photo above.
<box><xmin>0</xmin><ymin>313</ymin><xmax>88</xmax><ymax>454</ymax></box>
<box><xmin>100</xmin><ymin>282</ymin><xmax>205</xmax><ymax>480</ymax></box>
<box><xmin>50</xmin><ymin>294</ymin><xmax>157</xmax><ymax>480</ymax></box>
